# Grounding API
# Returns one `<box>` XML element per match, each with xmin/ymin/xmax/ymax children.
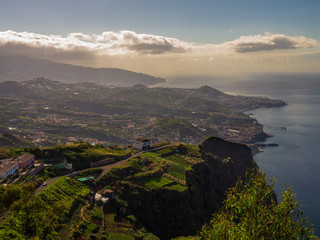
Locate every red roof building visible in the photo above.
<box><xmin>16</xmin><ymin>154</ymin><xmax>34</xmax><ymax>169</ymax></box>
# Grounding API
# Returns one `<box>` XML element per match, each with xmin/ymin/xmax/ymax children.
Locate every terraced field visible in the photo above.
<box><xmin>143</xmin><ymin>176</ymin><xmax>174</xmax><ymax>188</ymax></box>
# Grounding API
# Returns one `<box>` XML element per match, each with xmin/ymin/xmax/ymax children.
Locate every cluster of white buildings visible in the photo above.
<box><xmin>0</xmin><ymin>154</ymin><xmax>34</xmax><ymax>179</ymax></box>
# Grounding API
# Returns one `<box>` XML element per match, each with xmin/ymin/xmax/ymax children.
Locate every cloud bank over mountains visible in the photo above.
<box><xmin>0</xmin><ymin>30</ymin><xmax>319</xmax><ymax>76</ymax></box>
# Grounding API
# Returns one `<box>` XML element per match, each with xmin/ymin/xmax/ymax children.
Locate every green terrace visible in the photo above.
<box><xmin>97</xmin><ymin>143</ymin><xmax>202</xmax><ymax>193</ymax></box>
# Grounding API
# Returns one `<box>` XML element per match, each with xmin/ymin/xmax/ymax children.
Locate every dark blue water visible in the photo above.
<box><xmin>158</xmin><ymin>75</ymin><xmax>320</xmax><ymax>234</ymax></box>
<box><xmin>229</xmin><ymin>79</ymin><xmax>320</xmax><ymax>236</ymax></box>
<box><xmin>225</xmin><ymin>78</ymin><xmax>320</xmax><ymax>235</ymax></box>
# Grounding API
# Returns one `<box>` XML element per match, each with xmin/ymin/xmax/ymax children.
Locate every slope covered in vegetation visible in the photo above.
<box><xmin>0</xmin><ymin>138</ymin><xmax>317</xmax><ymax>239</ymax></box>
<box><xmin>199</xmin><ymin>171</ymin><xmax>317</xmax><ymax>239</ymax></box>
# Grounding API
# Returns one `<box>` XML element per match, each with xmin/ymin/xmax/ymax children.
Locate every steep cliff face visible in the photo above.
<box><xmin>184</xmin><ymin>137</ymin><xmax>257</xmax><ymax>234</ymax></box>
<box><xmin>119</xmin><ymin>137</ymin><xmax>258</xmax><ymax>239</ymax></box>
<box><xmin>198</xmin><ymin>136</ymin><xmax>257</xmax><ymax>195</ymax></box>
<box><xmin>118</xmin><ymin>183</ymin><xmax>197</xmax><ymax>239</ymax></box>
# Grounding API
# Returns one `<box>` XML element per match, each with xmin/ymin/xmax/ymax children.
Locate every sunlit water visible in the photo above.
<box><xmin>155</xmin><ymin>75</ymin><xmax>320</xmax><ymax>235</ymax></box>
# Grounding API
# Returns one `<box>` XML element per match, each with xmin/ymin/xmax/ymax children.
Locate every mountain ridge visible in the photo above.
<box><xmin>0</xmin><ymin>55</ymin><xmax>166</xmax><ymax>86</ymax></box>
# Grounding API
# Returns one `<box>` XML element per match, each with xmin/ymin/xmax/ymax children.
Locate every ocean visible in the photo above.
<box><xmin>155</xmin><ymin>74</ymin><xmax>320</xmax><ymax>235</ymax></box>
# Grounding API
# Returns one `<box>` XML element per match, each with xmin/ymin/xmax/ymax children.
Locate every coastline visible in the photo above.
<box><xmin>243</xmin><ymin>103</ymin><xmax>287</xmax><ymax>156</ymax></box>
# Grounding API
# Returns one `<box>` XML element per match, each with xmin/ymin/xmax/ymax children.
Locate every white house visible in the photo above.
<box><xmin>133</xmin><ymin>138</ymin><xmax>152</xmax><ymax>150</ymax></box>
<box><xmin>0</xmin><ymin>160</ymin><xmax>19</xmax><ymax>179</ymax></box>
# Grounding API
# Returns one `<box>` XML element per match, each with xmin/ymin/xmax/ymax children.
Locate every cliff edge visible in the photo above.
<box><xmin>114</xmin><ymin>137</ymin><xmax>257</xmax><ymax>239</ymax></box>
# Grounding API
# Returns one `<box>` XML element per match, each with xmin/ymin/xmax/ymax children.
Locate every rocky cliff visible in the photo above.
<box><xmin>117</xmin><ymin>137</ymin><xmax>257</xmax><ymax>239</ymax></box>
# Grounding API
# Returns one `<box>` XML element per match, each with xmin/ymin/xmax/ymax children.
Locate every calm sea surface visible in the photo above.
<box><xmin>156</xmin><ymin>75</ymin><xmax>320</xmax><ymax>234</ymax></box>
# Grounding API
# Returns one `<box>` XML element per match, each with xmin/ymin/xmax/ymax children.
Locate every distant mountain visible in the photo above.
<box><xmin>0</xmin><ymin>55</ymin><xmax>166</xmax><ymax>86</ymax></box>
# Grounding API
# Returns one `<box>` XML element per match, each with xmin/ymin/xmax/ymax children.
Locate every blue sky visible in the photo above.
<box><xmin>0</xmin><ymin>0</ymin><xmax>319</xmax><ymax>77</ymax></box>
<box><xmin>1</xmin><ymin>0</ymin><xmax>319</xmax><ymax>43</ymax></box>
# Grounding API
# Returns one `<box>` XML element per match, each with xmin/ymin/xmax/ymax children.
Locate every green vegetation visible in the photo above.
<box><xmin>38</xmin><ymin>177</ymin><xmax>89</xmax><ymax>209</ymax></box>
<box><xmin>74</xmin><ymin>167</ymin><xmax>103</xmax><ymax>179</ymax></box>
<box><xmin>2</xmin><ymin>142</ymin><xmax>315</xmax><ymax>239</ymax></box>
<box><xmin>154</xmin><ymin>146</ymin><xmax>175</xmax><ymax>156</ymax></box>
<box><xmin>1</xmin><ymin>143</ymin><xmax>130</xmax><ymax>170</ymax></box>
<box><xmin>51</xmin><ymin>143</ymin><xmax>130</xmax><ymax>170</ymax></box>
<box><xmin>93</xmin><ymin>207</ymin><xmax>103</xmax><ymax>219</ymax></box>
<box><xmin>143</xmin><ymin>176</ymin><xmax>174</xmax><ymax>188</ymax></box>
<box><xmin>0</xmin><ymin>133</ymin><xmax>34</xmax><ymax>148</ymax></box>
<box><xmin>83</xmin><ymin>223</ymin><xmax>98</xmax><ymax>236</ymax></box>
<box><xmin>182</xmin><ymin>144</ymin><xmax>202</xmax><ymax>158</ymax></box>
<box><xmin>106</xmin><ymin>233</ymin><xmax>135</xmax><ymax>240</ymax></box>
<box><xmin>0</xmin><ymin>79</ymin><xmax>286</xmax><ymax>147</ymax></box>
<box><xmin>164</xmin><ymin>182</ymin><xmax>188</xmax><ymax>192</ymax></box>
<box><xmin>172</xmin><ymin>237</ymin><xmax>196</xmax><ymax>240</ymax></box>
<box><xmin>198</xmin><ymin>171</ymin><xmax>318</xmax><ymax>240</ymax></box>
<box><xmin>96</xmin><ymin>143</ymin><xmax>197</xmax><ymax>193</ymax></box>
<box><xmin>0</xmin><ymin>177</ymin><xmax>89</xmax><ymax>240</ymax></box>
<box><xmin>0</xmin><ymin>183</ymin><xmax>34</xmax><ymax>214</ymax></box>
<box><xmin>167</xmin><ymin>163</ymin><xmax>187</xmax><ymax>181</ymax></box>
<box><xmin>151</xmin><ymin>142</ymin><xmax>170</xmax><ymax>148</ymax></box>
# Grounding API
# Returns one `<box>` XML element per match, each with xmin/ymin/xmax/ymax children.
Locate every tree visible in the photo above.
<box><xmin>10</xmin><ymin>183</ymin><xmax>38</xmax><ymax>240</ymax></box>
<box><xmin>6</xmin><ymin>183</ymin><xmax>66</xmax><ymax>240</ymax></box>
<box><xmin>198</xmin><ymin>171</ymin><xmax>318</xmax><ymax>240</ymax></box>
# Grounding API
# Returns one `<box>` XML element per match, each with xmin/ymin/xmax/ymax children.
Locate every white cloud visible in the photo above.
<box><xmin>226</xmin><ymin>33</ymin><xmax>318</xmax><ymax>53</ymax></box>
<box><xmin>0</xmin><ymin>30</ymin><xmax>319</xmax><ymax>76</ymax></box>
<box><xmin>0</xmin><ymin>30</ymin><xmax>318</xmax><ymax>58</ymax></box>
<box><xmin>0</xmin><ymin>30</ymin><xmax>190</xmax><ymax>56</ymax></box>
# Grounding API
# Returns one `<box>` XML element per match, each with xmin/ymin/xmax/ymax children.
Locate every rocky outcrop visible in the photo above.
<box><xmin>198</xmin><ymin>136</ymin><xmax>257</xmax><ymax>194</ymax></box>
<box><xmin>251</xmin><ymin>131</ymin><xmax>272</xmax><ymax>142</ymax></box>
<box><xmin>183</xmin><ymin>137</ymin><xmax>257</xmax><ymax>232</ymax></box>
<box><xmin>118</xmin><ymin>137</ymin><xmax>258</xmax><ymax>239</ymax></box>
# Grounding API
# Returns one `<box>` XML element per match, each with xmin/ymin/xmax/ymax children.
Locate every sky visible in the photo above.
<box><xmin>0</xmin><ymin>0</ymin><xmax>320</xmax><ymax>78</ymax></box>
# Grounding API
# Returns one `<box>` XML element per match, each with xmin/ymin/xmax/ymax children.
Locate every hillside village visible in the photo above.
<box><xmin>0</xmin><ymin>78</ymin><xmax>286</xmax><ymax>148</ymax></box>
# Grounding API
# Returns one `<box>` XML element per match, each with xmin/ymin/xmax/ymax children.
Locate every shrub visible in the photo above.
<box><xmin>198</xmin><ymin>171</ymin><xmax>318</xmax><ymax>240</ymax></box>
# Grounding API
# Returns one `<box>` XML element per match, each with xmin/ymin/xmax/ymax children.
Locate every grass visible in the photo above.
<box><xmin>141</xmin><ymin>152</ymin><xmax>163</xmax><ymax>161</ymax></box>
<box><xmin>143</xmin><ymin>176</ymin><xmax>174</xmax><ymax>189</ymax></box>
<box><xmin>183</xmin><ymin>144</ymin><xmax>201</xmax><ymax>158</ymax></box>
<box><xmin>58</xmin><ymin>200</ymin><xmax>85</xmax><ymax>239</ymax></box>
<box><xmin>93</xmin><ymin>207</ymin><xmax>102</xmax><ymax>219</ymax></box>
<box><xmin>107</xmin><ymin>233</ymin><xmax>134</xmax><ymax>240</ymax></box>
<box><xmin>105</xmin><ymin>213</ymin><xmax>118</xmax><ymax>232</ymax></box>
<box><xmin>152</xmin><ymin>142</ymin><xmax>170</xmax><ymax>148</ymax></box>
<box><xmin>83</xmin><ymin>223</ymin><xmax>98</xmax><ymax>236</ymax></box>
<box><xmin>167</xmin><ymin>163</ymin><xmax>186</xmax><ymax>181</ymax></box>
<box><xmin>166</xmin><ymin>154</ymin><xmax>190</xmax><ymax>166</ymax></box>
<box><xmin>104</xmin><ymin>203</ymin><xmax>134</xmax><ymax>234</ymax></box>
<box><xmin>38</xmin><ymin>176</ymin><xmax>89</xmax><ymax>209</ymax></box>
<box><xmin>154</xmin><ymin>146</ymin><xmax>174</xmax><ymax>155</ymax></box>
<box><xmin>171</xmin><ymin>236</ymin><xmax>197</xmax><ymax>240</ymax></box>
<box><xmin>105</xmin><ymin>212</ymin><xmax>133</xmax><ymax>236</ymax></box>
<box><xmin>165</xmin><ymin>183</ymin><xmax>188</xmax><ymax>192</ymax></box>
